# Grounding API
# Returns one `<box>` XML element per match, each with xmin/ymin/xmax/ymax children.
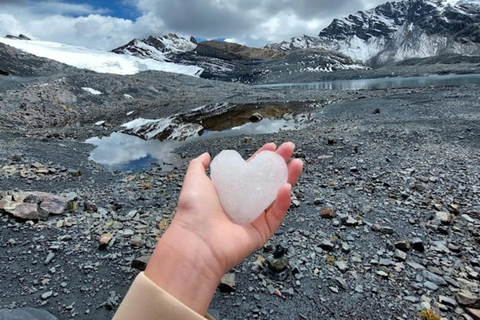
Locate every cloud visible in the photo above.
<box><xmin>0</xmin><ymin>0</ymin><xmax>407</xmax><ymax>50</ymax></box>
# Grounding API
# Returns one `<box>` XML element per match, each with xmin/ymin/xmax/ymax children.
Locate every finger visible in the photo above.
<box><xmin>247</xmin><ymin>142</ymin><xmax>276</xmax><ymax>162</ymax></box>
<box><xmin>196</xmin><ymin>152</ymin><xmax>211</xmax><ymax>170</ymax></box>
<box><xmin>264</xmin><ymin>183</ymin><xmax>292</xmax><ymax>236</ymax></box>
<box><xmin>275</xmin><ymin>142</ymin><xmax>295</xmax><ymax>162</ymax></box>
<box><xmin>287</xmin><ymin>159</ymin><xmax>303</xmax><ymax>186</ymax></box>
<box><xmin>183</xmin><ymin>153</ymin><xmax>211</xmax><ymax>185</ymax></box>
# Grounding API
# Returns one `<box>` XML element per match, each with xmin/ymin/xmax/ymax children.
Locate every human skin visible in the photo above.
<box><xmin>145</xmin><ymin>142</ymin><xmax>303</xmax><ymax>315</ymax></box>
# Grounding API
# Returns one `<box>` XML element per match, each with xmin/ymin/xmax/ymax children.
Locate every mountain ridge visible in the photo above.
<box><xmin>266</xmin><ymin>0</ymin><xmax>480</xmax><ymax>66</ymax></box>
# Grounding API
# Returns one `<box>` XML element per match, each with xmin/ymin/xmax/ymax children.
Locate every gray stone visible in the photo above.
<box><xmin>131</xmin><ymin>255</ymin><xmax>151</xmax><ymax>271</ymax></box>
<box><xmin>0</xmin><ymin>308</ymin><xmax>58</xmax><ymax>320</ymax></box>
<box><xmin>355</xmin><ymin>285</ymin><xmax>364</xmax><ymax>293</ymax></box>
<box><xmin>404</xmin><ymin>296</ymin><xmax>418</xmax><ymax>303</ymax></box>
<box><xmin>335</xmin><ymin>261</ymin><xmax>348</xmax><ymax>273</ymax></box>
<box><xmin>422</xmin><ymin>270</ymin><xmax>447</xmax><ymax>286</ymax></box>
<box><xmin>435</xmin><ymin>211</ymin><xmax>454</xmax><ymax>225</ymax></box>
<box><xmin>219</xmin><ymin>273</ymin><xmax>235</xmax><ymax>293</ymax></box>
<box><xmin>424</xmin><ymin>281</ymin><xmax>438</xmax><ymax>291</ymax></box>
<box><xmin>335</xmin><ymin>261</ymin><xmax>348</xmax><ymax>272</ymax></box>
<box><xmin>439</xmin><ymin>295</ymin><xmax>457</xmax><ymax>307</ymax></box>
<box><xmin>319</xmin><ymin>240</ymin><xmax>335</xmax><ymax>251</ymax></box>
<box><xmin>41</xmin><ymin>291</ymin><xmax>53</xmax><ymax>300</ymax></box>
<box><xmin>44</xmin><ymin>252</ymin><xmax>55</xmax><ymax>265</ymax></box>
<box><xmin>394</xmin><ymin>249</ymin><xmax>407</xmax><ymax>261</ymax></box>
<box><xmin>379</xmin><ymin>258</ymin><xmax>393</xmax><ymax>266</ymax></box>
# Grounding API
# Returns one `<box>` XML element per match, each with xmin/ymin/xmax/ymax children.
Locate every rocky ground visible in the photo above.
<box><xmin>0</xmin><ymin>56</ymin><xmax>479</xmax><ymax>320</ymax></box>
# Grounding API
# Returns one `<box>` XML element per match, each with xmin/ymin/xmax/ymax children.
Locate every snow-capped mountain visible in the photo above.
<box><xmin>112</xmin><ymin>33</ymin><xmax>197</xmax><ymax>62</ymax></box>
<box><xmin>0</xmin><ymin>37</ymin><xmax>202</xmax><ymax>76</ymax></box>
<box><xmin>267</xmin><ymin>0</ymin><xmax>480</xmax><ymax>66</ymax></box>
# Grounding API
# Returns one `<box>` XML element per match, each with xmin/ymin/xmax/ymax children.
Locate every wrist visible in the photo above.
<box><xmin>144</xmin><ymin>223</ymin><xmax>223</xmax><ymax>315</ymax></box>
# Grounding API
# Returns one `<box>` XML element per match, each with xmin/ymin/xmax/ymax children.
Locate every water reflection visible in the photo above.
<box><xmin>86</xmin><ymin>114</ymin><xmax>310</xmax><ymax>172</ymax></box>
<box><xmin>85</xmin><ymin>133</ymin><xmax>180</xmax><ymax>172</ymax></box>
<box><xmin>256</xmin><ymin>74</ymin><xmax>480</xmax><ymax>90</ymax></box>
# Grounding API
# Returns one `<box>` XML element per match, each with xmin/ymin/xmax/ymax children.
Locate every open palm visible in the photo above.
<box><xmin>171</xmin><ymin>142</ymin><xmax>303</xmax><ymax>276</ymax></box>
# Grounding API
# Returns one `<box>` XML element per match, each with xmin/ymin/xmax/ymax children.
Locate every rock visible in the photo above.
<box><xmin>379</xmin><ymin>258</ymin><xmax>393</xmax><ymax>266</ymax></box>
<box><xmin>13</xmin><ymin>203</ymin><xmax>39</xmax><ymax>220</ymax></box>
<box><xmin>335</xmin><ymin>277</ymin><xmax>348</xmax><ymax>290</ymax></box>
<box><xmin>249</xmin><ymin>113</ymin><xmax>263</xmax><ymax>123</ymax></box>
<box><xmin>122</xmin><ymin>229</ymin><xmax>134</xmax><ymax>236</ymax></box>
<box><xmin>394</xmin><ymin>249</ymin><xmax>407</xmax><ymax>261</ymax></box>
<box><xmin>33</xmin><ymin>192</ymin><xmax>71</xmax><ymax>215</ymax></box>
<box><xmin>131</xmin><ymin>255</ymin><xmax>150</xmax><ymax>271</ymax></box>
<box><xmin>466</xmin><ymin>308</ymin><xmax>480</xmax><ymax>320</ymax></box>
<box><xmin>345</xmin><ymin>216</ymin><xmax>358</xmax><ymax>226</ymax></box>
<box><xmin>67</xmin><ymin>168</ymin><xmax>81</xmax><ymax>177</ymax></box>
<box><xmin>422</xmin><ymin>270</ymin><xmax>446</xmax><ymax>286</ymax></box>
<box><xmin>0</xmin><ymin>308</ymin><xmax>58</xmax><ymax>320</ymax></box>
<box><xmin>404</xmin><ymin>296</ymin><xmax>418</xmax><ymax>303</ymax></box>
<box><xmin>372</xmin><ymin>224</ymin><xmax>394</xmax><ymax>234</ymax></box>
<box><xmin>424</xmin><ymin>281</ymin><xmax>438</xmax><ymax>291</ymax></box>
<box><xmin>411</xmin><ymin>238</ymin><xmax>425</xmax><ymax>252</ymax></box>
<box><xmin>438</xmin><ymin>295</ymin><xmax>457</xmax><ymax>307</ymax></box>
<box><xmin>319</xmin><ymin>240</ymin><xmax>335</xmax><ymax>251</ymax></box>
<box><xmin>355</xmin><ymin>285</ymin><xmax>364</xmax><ymax>293</ymax></box>
<box><xmin>219</xmin><ymin>273</ymin><xmax>235</xmax><ymax>292</ymax></box>
<box><xmin>435</xmin><ymin>211</ymin><xmax>454</xmax><ymax>225</ymax></box>
<box><xmin>394</xmin><ymin>241</ymin><xmax>411</xmax><ymax>252</ymax></box>
<box><xmin>320</xmin><ymin>208</ymin><xmax>335</xmax><ymax>219</ymax></box>
<box><xmin>376</xmin><ymin>270</ymin><xmax>389</xmax><ymax>278</ymax></box>
<box><xmin>44</xmin><ymin>252</ymin><xmax>55</xmax><ymax>265</ymax></box>
<box><xmin>130</xmin><ymin>236</ymin><xmax>145</xmax><ymax>248</ymax></box>
<box><xmin>84</xmin><ymin>201</ymin><xmax>98</xmax><ymax>212</ymax></box>
<box><xmin>99</xmin><ymin>233</ymin><xmax>113</xmax><ymax>249</ymax></box>
<box><xmin>335</xmin><ymin>261</ymin><xmax>348</xmax><ymax>272</ymax></box>
<box><xmin>456</xmin><ymin>290</ymin><xmax>480</xmax><ymax>308</ymax></box>
<box><xmin>41</xmin><ymin>291</ymin><xmax>53</xmax><ymax>300</ymax></box>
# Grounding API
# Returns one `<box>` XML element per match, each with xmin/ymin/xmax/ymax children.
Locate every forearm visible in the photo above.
<box><xmin>145</xmin><ymin>224</ymin><xmax>223</xmax><ymax>316</ymax></box>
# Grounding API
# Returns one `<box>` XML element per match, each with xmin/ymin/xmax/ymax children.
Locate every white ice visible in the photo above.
<box><xmin>210</xmin><ymin>150</ymin><xmax>288</xmax><ymax>225</ymax></box>
<box><xmin>0</xmin><ymin>38</ymin><xmax>203</xmax><ymax>77</ymax></box>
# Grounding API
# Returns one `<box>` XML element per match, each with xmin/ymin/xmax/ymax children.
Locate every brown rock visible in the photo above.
<box><xmin>466</xmin><ymin>308</ymin><xmax>480</xmax><ymax>320</ymax></box>
<box><xmin>12</xmin><ymin>203</ymin><xmax>39</xmax><ymax>220</ymax></box>
<box><xmin>99</xmin><ymin>233</ymin><xmax>113</xmax><ymax>248</ymax></box>
<box><xmin>456</xmin><ymin>290</ymin><xmax>480</xmax><ymax>308</ymax></box>
<box><xmin>34</xmin><ymin>192</ymin><xmax>70</xmax><ymax>215</ymax></box>
<box><xmin>320</xmin><ymin>208</ymin><xmax>335</xmax><ymax>219</ymax></box>
<box><xmin>0</xmin><ymin>197</ymin><xmax>40</xmax><ymax>220</ymax></box>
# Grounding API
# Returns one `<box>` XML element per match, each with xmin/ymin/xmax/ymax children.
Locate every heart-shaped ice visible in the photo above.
<box><xmin>210</xmin><ymin>150</ymin><xmax>288</xmax><ymax>225</ymax></box>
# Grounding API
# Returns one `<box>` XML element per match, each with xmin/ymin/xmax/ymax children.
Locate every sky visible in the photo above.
<box><xmin>0</xmin><ymin>0</ymin><xmax>441</xmax><ymax>50</ymax></box>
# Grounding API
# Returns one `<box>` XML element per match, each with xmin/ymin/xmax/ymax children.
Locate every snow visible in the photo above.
<box><xmin>95</xmin><ymin>120</ymin><xmax>106</xmax><ymax>126</ymax></box>
<box><xmin>82</xmin><ymin>87</ymin><xmax>102</xmax><ymax>95</ymax></box>
<box><xmin>123</xmin><ymin>94</ymin><xmax>134</xmax><ymax>99</ymax></box>
<box><xmin>0</xmin><ymin>38</ymin><xmax>203</xmax><ymax>77</ymax></box>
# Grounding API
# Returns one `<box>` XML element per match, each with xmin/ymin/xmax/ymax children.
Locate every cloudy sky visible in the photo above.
<box><xmin>0</xmin><ymin>0</ymin><xmax>402</xmax><ymax>50</ymax></box>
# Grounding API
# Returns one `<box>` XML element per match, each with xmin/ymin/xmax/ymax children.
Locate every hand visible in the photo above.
<box><xmin>145</xmin><ymin>142</ymin><xmax>303</xmax><ymax>315</ymax></box>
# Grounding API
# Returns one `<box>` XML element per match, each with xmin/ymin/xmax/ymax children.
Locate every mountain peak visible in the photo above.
<box><xmin>267</xmin><ymin>0</ymin><xmax>480</xmax><ymax>66</ymax></box>
<box><xmin>112</xmin><ymin>33</ymin><xmax>197</xmax><ymax>61</ymax></box>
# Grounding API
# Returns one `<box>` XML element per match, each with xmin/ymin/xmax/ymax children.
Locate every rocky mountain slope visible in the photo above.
<box><xmin>267</xmin><ymin>0</ymin><xmax>480</xmax><ymax>66</ymax></box>
<box><xmin>111</xmin><ymin>33</ymin><xmax>198</xmax><ymax>62</ymax></box>
<box><xmin>112</xmin><ymin>35</ymin><xmax>365</xmax><ymax>83</ymax></box>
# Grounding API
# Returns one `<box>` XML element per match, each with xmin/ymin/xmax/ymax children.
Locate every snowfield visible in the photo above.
<box><xmin>0</xmin><ymin>38</ymin><xmax>203</xmax><ymax>77</ymax></box>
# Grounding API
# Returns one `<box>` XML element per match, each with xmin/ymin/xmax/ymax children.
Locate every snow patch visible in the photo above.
<box><xmin>82</xmin><ymin>87</ymin><xmax>102</xmax><ymax>95</ymax></box>
<box><xmin>0</xmin><ymin>38</ymin><xmax>203</xmax><ymax>77</ymax></box>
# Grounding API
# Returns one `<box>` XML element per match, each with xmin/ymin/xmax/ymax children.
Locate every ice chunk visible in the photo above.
<box><xmin>211</xmin><ymin>150</ymin><xmax>288</xmax><ymax>225</ymax></box>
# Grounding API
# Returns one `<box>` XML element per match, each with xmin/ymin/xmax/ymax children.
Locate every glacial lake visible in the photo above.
<box><xmin>256</xmin><ymin>73</ymin><xmax>480</xmax><ymax>91</ymax></box>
